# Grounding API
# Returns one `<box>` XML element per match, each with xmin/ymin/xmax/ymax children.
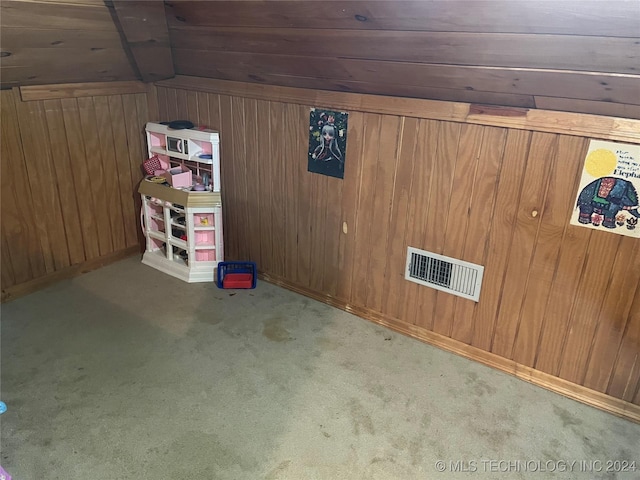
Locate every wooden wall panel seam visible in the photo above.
<box><xmin>508</xmin><ymin>134</ymin><xmax>558</xmax><ymax>361</ymax></box>
<box><xmin>606</xmin><ymin>280</ymin><xmax>640</xmax><ymax>398</ymax></box>
<box><xmin>2</xmin><ymin>86</ymin><xmax>151</xmax><ymax>293</ymax></box>
<box><xmin>486</xmin><ymin>131</ymin><xmax>533</xmax><ymax>353</ymax></box>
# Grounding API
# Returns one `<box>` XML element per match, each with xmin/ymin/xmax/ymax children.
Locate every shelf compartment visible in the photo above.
<box><xmin>194</xmin><ymin>230</ymin><xmax>215</xmax><ymax>247</ymax></box>
<box><xmin>194</xmin><ymin>213</ymin><xmax>214</xmax><ymax>227</ymax></box>
<box><xmin>148</xmin><ymin>231</ymin><xmax>166</xmax><ymax>242</ymax></box>
<box><xmin>171</xmin><ymin>246</ymin><xmax>189</xmax><ymax>266</ymax></box>
<box><xmin>194</xmin><ymin>249</ymin><xmax>217</xmax><ymax>262</ymax></box>
<box><xmin>148</xmin><ymin>238</ymin><xmax>164</xmax><ymax>251</ymax></box>
<box><xmin>168</xmin><ymin>237</ymin><xmax>188</xmax><ymax>250</ymax></box>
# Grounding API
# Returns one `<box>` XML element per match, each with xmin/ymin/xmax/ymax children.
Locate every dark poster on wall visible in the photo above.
<box><xmin>308</xmin><ymin>108</ymin><xmax>348</xmax><ymax>179</ymax></box>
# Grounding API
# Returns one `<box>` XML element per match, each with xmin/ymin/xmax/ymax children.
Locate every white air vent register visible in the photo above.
<box><xmin>405</xmin><ymin>247</ymin><xmax>484</xmax><ymax>302</ymax></box>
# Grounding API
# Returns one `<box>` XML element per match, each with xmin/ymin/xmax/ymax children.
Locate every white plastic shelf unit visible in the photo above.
<box><xmin>139</xmin><ymin>180</ymin><xmax>224</xmax><ymax>283</ymax></box>
<box><xmin>145</xmin><ymin>122</ymin><xmax>221</xmax><ymax>192</ymax></box>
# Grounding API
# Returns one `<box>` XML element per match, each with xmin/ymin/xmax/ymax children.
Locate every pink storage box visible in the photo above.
<box><xmin>162</xmin><ymin>165</ymin><xmax>192</xmax><ymax>188</ymax></box>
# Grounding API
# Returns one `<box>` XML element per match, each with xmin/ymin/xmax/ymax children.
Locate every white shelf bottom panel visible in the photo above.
<box><xmin>141</xmin><ymin>250</ymin><xmax>217</xmax><ymax>283</ymax></box>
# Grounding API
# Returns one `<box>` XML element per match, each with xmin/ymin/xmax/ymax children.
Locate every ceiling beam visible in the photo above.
<box><xmin>109</xmin><ymin>0</ymin><xmax>174</xmax><ymax>82</ymax></box>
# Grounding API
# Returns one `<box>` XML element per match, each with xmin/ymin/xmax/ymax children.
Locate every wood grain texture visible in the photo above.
<box><xmin>1</xmin><ymin>47</ymin><xmax>137</xmax><ymax>87</ymax></box>
<box><xmin>107</xmin><ymin>95</ymin><xmax>139</xmax><ymax>248</ymax></box>
<box><xmin>350</xmin><ymin>113</ymin><xmax>382</xmax><ymax>306</ymax></box>
<box><xmin>1</xmin><ymin>86</ymin><xmax>151</xmax><ymax>295</ymax></box>
<box><xmin>365</xmin><ymin>114</ymin><xmax>402</xmax><ymax>312</ymax></box>
<box><xmin>381</xmin><ymin>117</ymin><xmax>419</xmax><ymax>319</ymax></box>
<box><xmin>583</xmin><ymin>238</ymin><xmax>640</xmax><ymax>393</ymax></box>
<box><xmin>558</xmin><ymin>234</ymin><xmax>623</xmax><ymax>385</ymax></box>
<box><xmin>256</xmin><ymin>99</ymin><xmax>273</xmax><ymax>274</ymax></box>
<box><xmin>432</xmin><ymin>124</ymin><xmax>485</xmax><ymax>338</ymax></box>
<box><xmin>165</xmin><ymin>1</ymin><xmax>640</xmax><ymax>37</ymax></box>
<box><xmin>14</xmin><ymin>94</ymin><xmax>70</xmax><ymax>272</ymax></box>
<box><xmin>295</xmin><ymin>107</ymin><xmax>312</xmax><ymax>288</ymax></box>
<box><xmin>284</xmin><ymin>103</ymin><xmax>301</xmax><ymax>284</ymax></box>
<box><xmin>42</xmin><ymin>99</ymin><xmax>86</xmax><ymax>265</ymax></box>
<box><xmin>512</xmin><ymin>136</ymin><xmax>587</xmax><ymax>368</ymax></box>
<box><xmin>410</xmin><ymin>120</ymin><xmax>451</xmax><ymax>330</ymax></box>
<box><xmin>607</xmin><ymin>283</ymin><xmax>640</xmax><ymax>403</ymax></box>
<box><xmin>1</xmin><ymin>91</ymin><xmax>45</xmax><ymax>283</ymax></box>
<box><xmin>218</xmin><ymin>94</ymin><xmax>238</xmax><ymax>259</ymax></box>
<box><xmin>509</xmin><ymin>134</ymin><xmax>562</xmax><ymax>366</ymax></box>
<box><xmin>490</xmin><ymin>133</ymin><xmax>555</xmax><ymax>359</ymax></box>
<box><xmin>60</xmin><ymin>97</ymin><xmax>101</xmax><ymax>261</ymax></box>
<box><xmin>148</xmin><ymin>83</ymin><xmax>640</xmax><ymax>417</ymax></box>
<box><xmin>171</xmin><ymin>27</ymin><xmax>640</xmax><ymax>75</ymax></box>
<box><xmin>535</xmin><ymin>97</ymin><xmax>640</xmax><ymax>121</ymax></box>
<box><xmin>335</xmin><ymin>111</ymin><xmax>365</xmax><ymax>302</ymax></box>
<box><xmin>244</xmin><ymin>98</ymin><xmax>261</xmax><ymax>266</ymax></box>
<box><xmin>20</xmin><ymin>81</ymin><xmax>146</xmax><ymax>101</ymax></box>
<box><xmin>1</xmin><ymin>25</ymin><xmax>123</xmax><ymax>49</ymax></box>
<box><xmin>110</xmin><ymin>0</ymin><xmax>174</xmax><ymax>82</ymax></box>
<box><xmin>155</xmin><ymin>77</ymin><xmax>640</xmax><ymax>144</ymax></box>
<box><xmin>3</xmin><ymin>0</ymin><xmax>639</xmax><ymax>122</ymax></box>
<box><xmin>231</xmin><ymin>96</ymin><xmax>248</xmax><ymax>261</ymax></box>
<box><xmin>94</xmin><ymin>95</ymin><xmax>126</xmax><ymax>252</ymax></box>
<box><xmin>471</xmin><ymin>129</ymin><xmax>530</xmax><ymax>352</ymax></box>
<box><xmin>451</xmin><ymin>126</ymin><xmax>507</xmax><ymax>345</ymax></box>
<box><xmin>174</xmin><ymin>50</ymin><xmax>640</xmax><ymax>106</ymax></box>
<box><xmin>269</xmin><ymin>101</ymin><xmax>286</xmax><ymax>276</ymax></box>
<box><xmin>1</xmin><ymin>1</ymin><xmax>117</xmax><ymax>30</ymax></box>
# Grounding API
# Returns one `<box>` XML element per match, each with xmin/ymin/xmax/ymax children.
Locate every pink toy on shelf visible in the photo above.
<box><xmin>143</xmin><ymin>155</ymin><xmax>169</xmax><ymax>176</ymax></box>
<box><xmin>161</xmin><ymin>165</ymin><xmax>192</xmax><ymax>188</ymax></box>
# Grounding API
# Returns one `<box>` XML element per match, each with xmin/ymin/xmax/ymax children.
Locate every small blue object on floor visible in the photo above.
<box><xmin>217</xmin><ymin>261</ymin><xmax>257</xmax><ymax>289</ymax></box>
<box><xmin>0</xmin><ymin>401</ymin><xmax>6</xmax><ymax>414</ymax></box>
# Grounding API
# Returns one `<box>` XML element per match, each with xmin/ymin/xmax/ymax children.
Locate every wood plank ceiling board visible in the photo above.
<box><xmin>164</xmin><ymin>0</ymin><xmax>640</xmax><ymax>119</ymax></box>
<box><xmin>0</xmin><ymin>0</ymin><xmax>138</xmax><ymax>87</ymax></box>
<box><xmin>1</xmin><ymin>0</ymin><xmax>118</xmax><ymax>30</ymax></box>
<box><xmin>109</xmin><ymin>0</ymin><xmax>175</xmax><ymax>82</ymax></box>
<box><xmin>170</xmin><ymin>27</ymin><xmax>640</xmax><ymax>75</ymax></box>
<box><xmin>172</xmin><ymin>50</ymin><xmax>640</xmax><ymax>105</ymax></box>
<box><xmin>165</xmin><ymin>1</ymin><xmax>640</xmax><ymax>37</ymax></box>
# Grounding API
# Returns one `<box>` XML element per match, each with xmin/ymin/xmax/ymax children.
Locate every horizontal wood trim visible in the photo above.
<box><xmin>1</xmin><ymin>245</ymin><xmax>140</xmax><ymax>303</ymax></box>
<box><xmin>170</xmin><ymin>27</ymin><xmax>640</xmax><ymax>75</ymax></box>
<box><xmin>165</xmin><ymin>1</ymin><xmax>640</xmax><ymax>37</ymax></box>
<box><xmin>2</xmin><ymin>62</ymin><xmax>138</xmax><ymax>89</ymax></box>
<box><xmin>155</xmin><ymin>76</ymin><xmax>640</xmax><ymax>143</ymax></box>
<box><xmin>20</xmin><ymin>81</ymin><xmax>148</xmax><ymax>101</ymax></box>
<box><xmin>172</xmin><ymin>49</ymin><xmax>640</xmax><ymax>106</ymax></box>
<box><xmin>260</xmin><ymin>272</ymin><xmax>640</xmax><ymax>424</ymax></box>
<box><xmin>170</xmin><ymin>69</ymin><xmax>536</xmax><ymax>109</ymax></box>
<box><xmin>535</xmin><ymin>96</ymin><xmax>640</xmax><ymax>120</ymax></box>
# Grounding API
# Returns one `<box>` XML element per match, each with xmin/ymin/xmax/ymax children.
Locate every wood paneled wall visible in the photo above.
<box><xmin>0</xmin><ymin>86</ymin><xmax>150</xmax><ymax>301</ymax></box>
<box><xmin>152</xmin><ymin>79</ymin><xmax>640</xmax><ymax>419</ymax></box>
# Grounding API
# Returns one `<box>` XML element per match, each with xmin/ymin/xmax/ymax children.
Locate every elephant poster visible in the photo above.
<box><xmin>571</xmin><ymin>139</ymin><xmax>640</xmax><ymax>238</ymax></box>
<box><xmin>308</xmin><ymin>108</ymin><xmax>348</xmax><ymax>179</ymax></box>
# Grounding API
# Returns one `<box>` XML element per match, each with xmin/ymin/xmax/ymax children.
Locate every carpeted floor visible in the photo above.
<box><xmin>1</xmin><ymin>256</ymin><xmax>638</xmax><ymax>479</ymax></box>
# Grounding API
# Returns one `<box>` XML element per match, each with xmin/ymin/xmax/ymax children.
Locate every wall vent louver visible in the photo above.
<box><xmin>405</xmin><ymin>247</ymin><xmax>484</xmax><ymax>302</ymax></box>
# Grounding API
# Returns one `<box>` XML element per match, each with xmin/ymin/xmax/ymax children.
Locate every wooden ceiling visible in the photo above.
<box><xmin>2</xmin><ymin>0</ymin><xmax>639</xmax><ymax>119</ymax></box>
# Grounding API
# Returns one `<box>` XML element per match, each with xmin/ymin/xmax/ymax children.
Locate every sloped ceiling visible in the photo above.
<box><xmin>2</xmin><ymin>0</ymin><xmax>639</xmax><ymax>119</ymax></box>
<box><xmin>0</xmin><ymin>0</ymin><xmax>139</xmax><ymax>86</ymax></box>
